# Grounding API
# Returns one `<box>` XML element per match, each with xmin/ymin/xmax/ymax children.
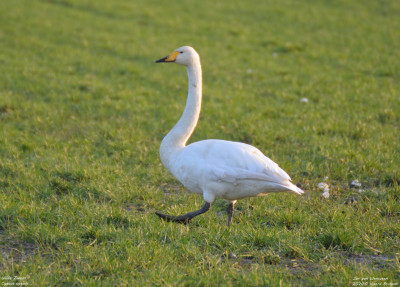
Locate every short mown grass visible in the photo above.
<box><xmin>1</xmin><ymin>0</ymin><xmax>399</xmax><ymax>285</ymax></box>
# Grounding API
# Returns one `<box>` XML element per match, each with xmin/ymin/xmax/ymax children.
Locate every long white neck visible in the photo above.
<box><xmin>160</xmin><ymin>60</ymin><xmax>202</xmax><ymax>168</ymax></box>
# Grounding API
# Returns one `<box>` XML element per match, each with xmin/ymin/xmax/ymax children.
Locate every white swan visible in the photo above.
<box><xmin>155</xmin><ymin>46</ymin><xmax>304</xmax><ymax>225</ymax></box>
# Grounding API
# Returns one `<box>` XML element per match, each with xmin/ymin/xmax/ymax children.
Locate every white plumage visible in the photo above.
<box><xmin>155</xmin><ymin>46</ymin><xmax>303</xmax><ymax>225</ymax></box>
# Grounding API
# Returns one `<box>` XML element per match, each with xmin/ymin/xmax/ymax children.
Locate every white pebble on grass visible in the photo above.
<box><xmin>228</xmin><ymin>253</ymin><xmax>237</xmax><ymax>259</ymax></box>
<box><xmin>300</xmin><ymin>98</ymin><xmax>309</xmax><ymax>103</ymax></box>
<box><xmin>318</xmin><ymin>182</ymin><xmax>329</xmax><ymax>192</ymax></box>
<box><xmin>318</xmin><ymin>182</ymin><xmax>330</xmax><ymax>198</ymax></box>
<box><xmin>322</xmin><ymin>190</ymin><xmax>330</xmax><ymax>198</ymax></box>
<box><xmin>350</xmin><ymin>179</ymin><xmax>362</xmax><ymax>188</ymax></box>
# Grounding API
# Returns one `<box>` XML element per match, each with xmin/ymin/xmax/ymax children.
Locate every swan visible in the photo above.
<box><xmin>154</xmin><ymin>46</ymin><xmax>304</xmax><ymax>225</ymax></box>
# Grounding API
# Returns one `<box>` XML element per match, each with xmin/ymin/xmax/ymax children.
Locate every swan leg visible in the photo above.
<box><xmin>226</xmin><ymin>201</ymin><xmax>236</xmax><ymax>226</ymax></box>
<box><xmin>155</xmin><ymin>202</ymin><xmax>211</xmax><ymax>224</ymax></box>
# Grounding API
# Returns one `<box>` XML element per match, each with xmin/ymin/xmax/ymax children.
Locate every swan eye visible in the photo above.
<box><xmin>179</xmin><ymin>51</ymin><xmax>183</xmax><ymax>54</ymax></box>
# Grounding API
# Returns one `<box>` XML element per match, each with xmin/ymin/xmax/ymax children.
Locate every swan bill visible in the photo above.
<box><xmin>155</xmin><ymin>51</ymin><xmax>180</xmax><ymax>63</ymax></box>
<box><xmin>155</xmin><ymin>57</ymin><xmax>167</xmax><ymax>63</ymax></box>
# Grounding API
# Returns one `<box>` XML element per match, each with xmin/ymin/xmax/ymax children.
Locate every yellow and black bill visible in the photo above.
<box><xmin>155</xmin><ymin>51</ymin><xmax>180</xmax><ymax>63</ymax></box>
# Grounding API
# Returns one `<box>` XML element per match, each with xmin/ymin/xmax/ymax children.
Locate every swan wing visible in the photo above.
<box><xmin>185</xmin><ymin>139</ymin><xmax>292</xmax><ymax>184</ymax></box>
<box><xmin>244</xmin><ymin>145</ymin><xmax>292</xmax><ymax>182</ymax></box>
<box><xmin>210</xmin><ymin>166</ymin><xmax>287</xmax><ymax>184</ymax></box>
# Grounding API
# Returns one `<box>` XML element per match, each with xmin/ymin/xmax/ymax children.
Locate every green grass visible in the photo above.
<box><xmin>1</xmin><ymin>0</ymin><xmax>399</xmax><ymax>285</ymax></box>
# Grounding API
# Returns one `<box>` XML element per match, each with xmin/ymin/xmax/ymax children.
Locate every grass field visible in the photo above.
<box><xmin>1</xmin><ymin>0</ymin><xmax>399</xmax><ymax>286</ymax></box>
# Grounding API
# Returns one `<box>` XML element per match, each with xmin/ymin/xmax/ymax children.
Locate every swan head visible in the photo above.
<box><xmin>155</xmin><ymin>46</ymin><xmax>199</xmax><ymax>66</ymax></box>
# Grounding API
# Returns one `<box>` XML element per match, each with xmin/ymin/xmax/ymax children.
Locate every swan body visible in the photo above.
<box><xmin>155</xmin><ymin>46</ymin><xmax>303</xmax><ymax>225</ymax></box>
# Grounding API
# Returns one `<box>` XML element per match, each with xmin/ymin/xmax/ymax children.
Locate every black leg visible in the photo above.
<box><xmin>226</xmin><ymin>201</ymin><xmax>235</xmax><ymax>226</ymax></box>
<box><xmin>156</xmin><ymin>201</ymin><xmax>211</xmax><ymax>224</ymax></box>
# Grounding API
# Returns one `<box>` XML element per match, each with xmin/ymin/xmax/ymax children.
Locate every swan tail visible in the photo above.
<box><xmin>286</xmin><ymin>182</ymin><xmax>305</xmax><ymax>195</ymax></box>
